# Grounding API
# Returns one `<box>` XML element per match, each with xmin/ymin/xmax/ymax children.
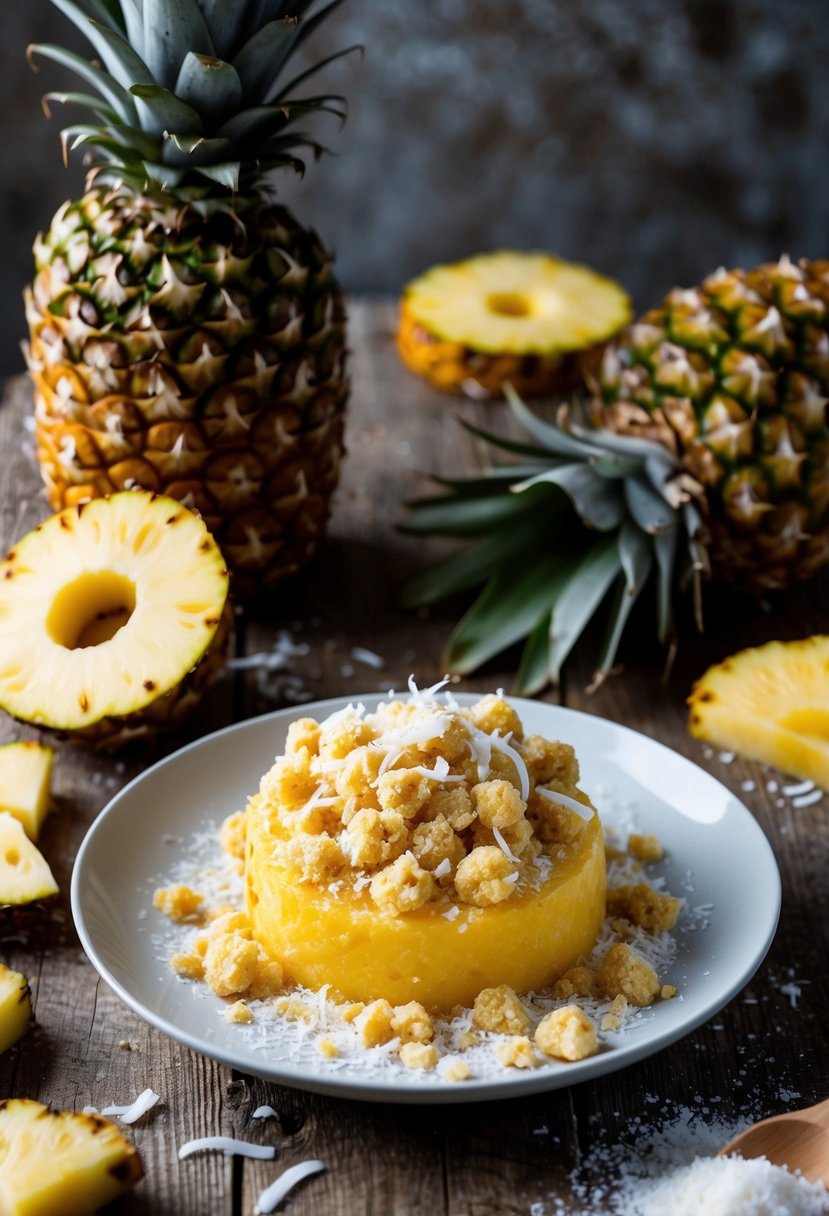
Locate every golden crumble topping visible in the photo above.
<box><xmin>627</xmin><ymin>833</ymin><xmax>663</xmax><ymax>863</ymax></box>
<box><xmin>596</xmin><ymin>942</ymin><xmax>660</xmax><ymax>1007</ymax></box>
<box><xmin>225</xmin><ymin>1000</ymin><xmax>253</xmax><ymax>1025</ymax></box>
<box><xmin>535</xmin><ymin>1005</ymin><xmax>598</xmax><ymax>1061</ymax></box>
<box><xmin>251</xmin><ymin>695</ymin><xmax>597</xmax><ymax>915</ymax></box>
<box><xmin>606</xmin><ymin>883</ymin><xmax>682</xmax><ymax>934</ymax></box>
<box><xmin>494</xmin><ymin>1036</ymin><xmax>539</xmax><ymax>1070</ymax></box>
<box><xmin>400</xmin><ymin>1042</ymin><xmax>439</xmax><ymax>1071</ymax></box>
<box><xmin>153</xmin><ymin>884</ymin><xmax>203</xmax><ymax>922</ymax></box>
<box><xmin>472</xmin><ymin>985</ymin><xmax>530</xmax><ymax>1035</ymax></box>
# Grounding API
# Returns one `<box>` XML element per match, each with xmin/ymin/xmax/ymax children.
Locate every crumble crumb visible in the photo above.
<box><xmin>391</xmin><ymin>1001</ymin><xmax>434</xmax><ymax>1044</ymax></box>
<box><xmin>204</xmin><ymin>932</ymin><xmax>261</xmax><ymax>997</ymax></box>
<box><xmin>438</xmin><ymin>1058</ymin><xmax>471</xmax><ymax>1082</ymax></box>
<box><xmin>596</xmin><ymin>942</ymin><xmax>660</xmax><ymax>1007</ymax></box>
<box><xmin>356</xmin><ymin>999</ymin><xmax>395</xmax><ymax>1047</ymax></box>
<box><xmin>600</xmin><ymin>994</ymin><xmax>629</xmax><ymax>1032</ymax></box>
<box><xmin>627</xmin><ymin>832</ymin><xmax>663</xmax><ymax>862</ymax></box>
<box><xmin>535</xmin><ymin>1005</ymin><xmax>598</xmax><ymax>1061</ymax></box>
<box><xmin>399</xmin><ymin>1042</ymin><xmax>439</xmax><ymax>1071</ymax></box>
<box><xmin>170</xmin><ymin>951</ymin><xmax>205</xmax><ymax>981</ymax></box>
<box><xmin>454</xmin><ymin>846</ymin><xmax>516</xmax><ymax>907</ymax></box>
<box><xmin>472</xmin><ymin>985</ymin><xmax>530</xmax><ymax>1035</ymax></box>
<box><xmin>552</xmin><ymin>965</ymin><xmax>596</xmax><ymax>1000</ymax></box>
<box><xmin>369</xmin><ymin>851</ymin><xmax>435</xmax><ymax>914</ymax></box>
<box><xmin>317</xmin><ymin>1037</ymin><xmax>339</xmax><ymax>1058</ymax></box>
<box><xmin>494</xmin><ymin>1036</ymin><xmax>539</xmax><ymax>1069</ymax></box>
<box><xmin>606</xmin><ymin>883</ymin><xmax>681</xmax><ymax>933</ymax></box>
<box><xmin>661</xmin><ymin>984</ymin><xmax>678</xmax><ymax>999</ymax></box>
<box><xmin>219</xmin><ymin>811</ymin><xmax>247</xmax><ymax>860</ymax></box>
<box><xmin>153</xmin><ymin>884</ymin><xmax>203</xmax><ymax>921</ymax></box>
<box><xmin>225</xmin><ymin>1000</ymin><xmax>253</xmax><ymax>1025</ymax></box>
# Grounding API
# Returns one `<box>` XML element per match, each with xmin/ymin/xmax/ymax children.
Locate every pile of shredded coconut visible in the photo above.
<box><xmin>533</xmin><ymin>1103</ymin><xmax>829</xmax><ymax>1216</ymax></box>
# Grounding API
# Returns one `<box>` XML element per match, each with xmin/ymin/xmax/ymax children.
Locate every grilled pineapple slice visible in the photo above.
<box><xmin>0</xmin><ymin>1100</ymin><xmax>143</xmax><ymax>1215</ymax></box>
<box><xmin>689</xmin><ymin>636</ymin><xmax>829</xmax><ymax>788</ymax></box>
<box><xmin>0</xmin><ymin>743</ymin><xmax>53</xmax><ymax>841</ymax></box>
<box><xmin>0</xmin><ymin>814</ymin><xmax>57</xmax><ymax>906</ymax></box>
<box><xmin>0</xmin><ymin>966</ymin><xmax>33</xmax><ymax>1055</ymax></box>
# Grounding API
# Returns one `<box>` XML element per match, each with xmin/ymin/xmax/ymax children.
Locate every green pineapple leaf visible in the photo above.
<box><xmin>444</xmin><ymin>556</ymin><xmax>572</xmax><ymax>675</ymax></box>
<box><xmin>142</xmin><ymin>0</ymin><xmax>214</xmax><ymax>90</ymax></box>
<box><xmin>29</xmin><ymin>44</ymin><xmax>138</xmax><ymax>122</ymax></box>
<box><xmin>174</xmin><ymin>53</ymin><xmax>243</xmax><ymax>119</ymax></box>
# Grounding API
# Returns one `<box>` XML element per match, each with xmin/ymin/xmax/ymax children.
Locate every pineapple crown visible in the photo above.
<box><xmin>30</xmin><ymin>0</ymin><xmax>356</xmax><ymax>196</ymax></box>
<box><xmin>403</xmin><ymin>386</ymin><xmax>709</xmax><ymax>694</ymax></box>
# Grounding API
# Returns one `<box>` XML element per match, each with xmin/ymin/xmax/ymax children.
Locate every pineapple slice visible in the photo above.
<box><xmin>0</xmin><ymin>814</ymin><xmax>58</xmax><ymax>905</ymax></box>
<box><xmin>689</xmin><ymin>636</ymin><xmax>829</xmax><ymax>789</ymax></box>
<box><xmin>0</xmin><ymin>966</ymin><xmax>33</xmax><ymax>1055</ymax></box>
<box><xmin>0</xmin><ymin>743</ymin><xmax>53</xmax><ymax>841</ymax></box>
<box><xmin>397</xmin><ymin>251</ymin><xmax>631</xmax><ymax>397</ymax></box>
<box><xmin>0</xmin><ymin>492</ymin><xmax>229</xmax><ymax>748</ymax></box>
<box><xmin>0</xmin><ymin>1099</ymin><xmax>143</xmax><ymax>1215</ymax></box>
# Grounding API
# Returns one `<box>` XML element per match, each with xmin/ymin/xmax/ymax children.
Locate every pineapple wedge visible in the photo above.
<box><xmin>0</xmin><ymin>1099</ymin><xmax>143</xmax><ymax>1215</ymax></box>
<box><xmin>689</xmin><ymin>636</ymin><xmax>829</xmax><ymax>789</ymax></box>
<box><xmin>0</xmin><ymin>814</ymin><xmax>58</xmax><ymax>906</ymax></box>
<box><xmin>0</xmin><ymin>966</ymin><xmax>32</xmax><ymax>1055</ymax></box>
<box><xmin>0</xmin><ymin>744</ymin><xmax>53</xmax><ymax>841</ymax></box>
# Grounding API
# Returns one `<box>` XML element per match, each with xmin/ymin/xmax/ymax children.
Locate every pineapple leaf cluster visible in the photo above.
<box><xmin>33</xmin><ymin>0</ymin><xmax>356</xmax><ymax>194</ymax></box>
<box><xmin>403</xmin><ymin>386</ymin><xmax>705</xmax><ymax>694</ymax></box>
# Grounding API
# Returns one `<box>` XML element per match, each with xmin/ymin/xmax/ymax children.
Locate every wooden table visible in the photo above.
<box><xmin>0</xmin><ymin>299</ymin><xmax>827</xmax><ymax>1214</ymax></box>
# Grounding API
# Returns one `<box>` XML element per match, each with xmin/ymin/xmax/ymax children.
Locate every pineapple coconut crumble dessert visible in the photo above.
<box><xmin>155</xmin><ymin>687</ymin><xmax>682</xmax><ymax>1079</ymax></box>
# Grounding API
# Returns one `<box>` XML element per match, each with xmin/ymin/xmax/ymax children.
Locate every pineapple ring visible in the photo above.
<box><xmin>0</xmin><ymin>491</ymin><xmax>229</xmax><ymax>742</ymax></box>
<box><xmin>397</xmin><ymin>251</ymin><xmax>632</xmax><ymax>398</ymax></box>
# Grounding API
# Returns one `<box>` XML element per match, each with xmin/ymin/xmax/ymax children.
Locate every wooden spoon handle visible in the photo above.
<box><xmin>801</xmin><ymin>1096</ymin><xmax>829</xmax><ymax>1131</ymax></box>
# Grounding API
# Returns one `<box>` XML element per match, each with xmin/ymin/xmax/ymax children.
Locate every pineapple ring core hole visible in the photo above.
<box><xmin>46</xmin><ymin>572</ymin><xmax>137</xmax><ymax>650</ymax></box>
<box><xmin>486</xmin><ymin>291</ymin><xmax>534</xmax><ymax>318</ymax></box>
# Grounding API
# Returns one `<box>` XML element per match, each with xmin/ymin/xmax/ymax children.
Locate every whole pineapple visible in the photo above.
<box><xmin>25</xmin><ymin>0</ymin><xmax>353</xmax><ymax>600</ymax></box>
<box><xmin>404</xmin><ymin>258</ymin><xmax>829</xmax><ymax>691</ymax></box>
<box><xmin>592</xmin><ymin>257</ymin><xmax>829</xmax><ymax>593</ymax></box>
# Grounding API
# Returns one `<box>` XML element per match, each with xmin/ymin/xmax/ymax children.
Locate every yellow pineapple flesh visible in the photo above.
<box><xmin>0</xmin><ymin>814</ymin><xmax>58</xmax><ymax>906</ymax></box>
<box><xmin>398</xmin><ymin>251</ymin><xmax>631</xmax><ymax>397</ymax></box>
<box><xmin>0</xmin><ymin>743</ymin><xmax>53</xmax><ymax>841</ymax></box>
<box><xmin>0</xmin><ymin>966</ymin><xmax>33</xmax><ymax>1055</ymax></box>
<box><xmin>0</xmin><ymin>491</ymin><xmax>230</xmax><ymax>749</ymax></box>
<box><xmin>689</xmin><ymin>636</ymin><xmax>829</xmax><ymax>788</ymax></box>
<box><xmin>0</xmin><ymin>1099</ymin><xmax>143</xmax><ymax>1216</ymax></box>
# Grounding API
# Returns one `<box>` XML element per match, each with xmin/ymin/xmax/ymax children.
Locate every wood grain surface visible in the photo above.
<box><xmin>0</xmin><ymin>299</ymin><xmax>826</xmax><ymax>1215</ymax></box>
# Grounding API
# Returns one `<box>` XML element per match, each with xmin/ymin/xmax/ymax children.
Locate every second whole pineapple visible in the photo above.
<box><xmin>26</xmin><ymin>1</ymin><xmax>353</xmax><ymax>600</ymax></box>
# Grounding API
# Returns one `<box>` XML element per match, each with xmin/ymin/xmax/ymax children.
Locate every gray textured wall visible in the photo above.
<box><xmin>1</xmin><ymin>0</ymin><xmax>828</xmax><ymax>374</ymax></box>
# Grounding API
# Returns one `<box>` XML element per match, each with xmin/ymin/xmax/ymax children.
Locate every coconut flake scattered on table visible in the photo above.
<box><xmin>252</xmin><ymin>1105</ymin><xmax>279</xmax><ymax>1120</ymax></box>
<box><xmin>99</xmin><ymin>1088</ymin><xmax>160</xmax><ymax>1124</ymax></box>
<box><xmin>254</xmin><ymin>1160</ymin><xmax>326</xmax><ymax>1215</ymax></box>
<box><xmin>178</xmin><ymin>1136</ymin><xmax>275</xmax><ymax>1161</ymax></box>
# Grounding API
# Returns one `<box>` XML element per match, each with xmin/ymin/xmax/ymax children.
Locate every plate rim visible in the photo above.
<box><xmin>71</xmin><ymin>696</ymin><xmax>782</xmax><ymax>1105</ymax></box>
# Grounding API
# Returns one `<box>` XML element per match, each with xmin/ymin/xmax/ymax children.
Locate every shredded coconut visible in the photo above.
<box><xmin>100</xmin><ymin>1088</ymin><xmax>159</xmax><ymax>1124</ymax></box>
<box><xmin>537</xmin><ymin>787</ymin><xmax>594</xmax><ymax>821</ymax></box>
<box><xmin>178</xmin><ymin>1136</ymin><xmax>275</xmax><ymax>1161</ymax></box>
<box><xmin>254</xmin><ymin>1160</ymin><xmax>326</xmax><ymax>1215</ymax></box>
<box><xmin>351</xmin><ymin>647</ymin><xmax>385</xmax><ymax>670</ymax></box>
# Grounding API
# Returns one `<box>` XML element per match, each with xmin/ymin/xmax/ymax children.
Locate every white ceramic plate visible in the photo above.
<box><xmin>72</xmin><ymin>694</ymin><xmax>781</xmax><ymax>1104</ymax></box>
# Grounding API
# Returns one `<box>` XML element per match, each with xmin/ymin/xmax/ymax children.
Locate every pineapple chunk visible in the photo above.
<box><xmin>0</xmin><ymin>743</ymin><xmax>53</xmax><ymax>841</ymax></box>
<box><xmin>0</xmin><ymin>966</ymin><xmax>33</xmax><ymax>1055</ymax></box>
<box><xmin>689</xmin><ymin>636</ymin><xmax>829</xmax><ymax>789</ymax></box>
<box><xmin>0</xmin><ymin>1099</ymin><xmax>143</xmax><ymax>1215</ymax></box>
<box><xmin>0</xmin><ymin>492</ymin><xmax>229</xmax><ymax>745</ymax></box>
<box><xmin>0</xmin><ymin>814</ymin><xmax>58</xmax><ymax>905</ymax></box>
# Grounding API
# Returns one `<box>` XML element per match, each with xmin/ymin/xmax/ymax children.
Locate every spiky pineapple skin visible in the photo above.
<box><xmin>26</xmin><ymin>190</ymin><xmax>348</xmax><ymax>601</ymax></box>
<box><xmin>594</xmin><ymin>258</ymin><xmax>829</xmax><ymax>593</ymax></box>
